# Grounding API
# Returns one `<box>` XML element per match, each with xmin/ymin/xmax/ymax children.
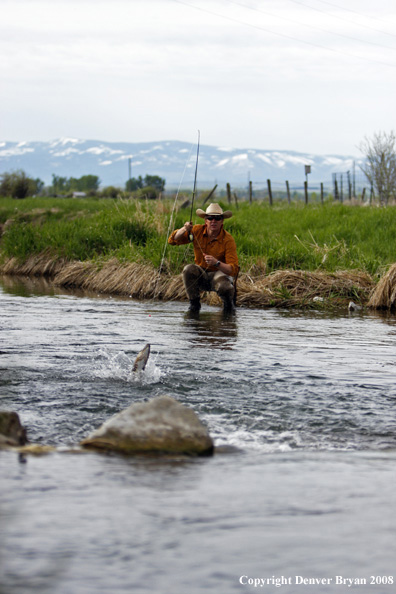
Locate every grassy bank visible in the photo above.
<box><xmin>0</xmin><ymin>195</ymin><xmax>395</xmax><ymax>308</ymax></box>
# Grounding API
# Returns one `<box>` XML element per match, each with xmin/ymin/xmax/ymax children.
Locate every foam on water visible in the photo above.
<box><xmin>94</xmin><ymin>348</ymin><xmax>164</xmax><ymax>384</ymax></box>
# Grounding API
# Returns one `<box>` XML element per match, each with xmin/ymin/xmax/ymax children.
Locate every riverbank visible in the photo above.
<box><xmin>1</xmin><ymin>196</ymin><xmax>396</xmax><ymax>309</ymax></box>
<box><xmin>0</xmin><ymin>254</ymin><xmax>375</xmax><ymax>310</ymax></box>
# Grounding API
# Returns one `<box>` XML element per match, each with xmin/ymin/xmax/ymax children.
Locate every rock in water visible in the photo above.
<box><xmin>80</xmin><ymin>396</ymin><xmax>214</xmax><ymax>456</ymax></box>
<box><xmin>0</xmin><ymin>411</ymin><xmax>28</xmax><ymax>447</ymax></box>
<box><xmin>348</xmin><ymin>301</ymin><xmax>362</xmax><ymax>312</ymax></box>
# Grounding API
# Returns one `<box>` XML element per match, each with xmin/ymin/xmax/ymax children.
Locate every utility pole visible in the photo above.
<box><xmin>304</xmin><ymin>165</ymin><xmax>311</xmax><ymax>186</ymax></box>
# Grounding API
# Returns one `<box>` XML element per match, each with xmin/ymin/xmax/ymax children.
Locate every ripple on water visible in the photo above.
<box><xmin>1</xmin><ymin>280</ymin><xmax>396</xmax><ymax>593</ymax></box>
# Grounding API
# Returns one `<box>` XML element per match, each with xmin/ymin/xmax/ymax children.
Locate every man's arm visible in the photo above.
<box><xmin>174</xmin><ymin>222</ymin><xmax>193</xmax><ymax>241</ymax></box>
<box><xmin>168</xmin><ymin>222</ymin><xmax>193</xmax><ymax>245</ymax></box>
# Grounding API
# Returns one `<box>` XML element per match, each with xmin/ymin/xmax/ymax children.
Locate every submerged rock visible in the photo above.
<box><xmin>80</xmin><ymin>396</ymin><xmax>214</xmax><ymax>456</ymax></box>
<box><xmin>0</xmin><ymin>411</ymin><xmax>28</xmax><ymax>447</ymax></box>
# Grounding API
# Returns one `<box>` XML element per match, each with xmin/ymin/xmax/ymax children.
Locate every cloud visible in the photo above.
<box><xmin>0</xmin><ymin>0</ymin><xmax>395</xmax><ymax>154</ymax></box>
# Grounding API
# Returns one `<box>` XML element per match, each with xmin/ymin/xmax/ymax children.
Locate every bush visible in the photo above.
<box><xmin>101</xmin><ymin>186</ymin><xmax>120</xmax><ymax>199</ymax></box>
<box><xmin>0</xmin><ymin>170</ymin><xmax>43</xmax><ymax>199</ymax></box>
<box><xmin>359</xmin><ymin>131</ymin><xmax>396</xmax><ymax>205</ymax></box>
<box><xmin>135</xmin><ymin>186</ymin><xmax>160</xmax><ymax>200</ymax></box>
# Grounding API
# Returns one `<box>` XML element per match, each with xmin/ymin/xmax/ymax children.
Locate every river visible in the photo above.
<box><xmin>0</xmin><ymin>276</ymin><xmax>395</xmax><ymax>594</ymax></box>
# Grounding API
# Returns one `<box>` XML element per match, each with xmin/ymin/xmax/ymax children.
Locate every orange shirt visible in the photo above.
<box><xmin>168</xmin><ymin>224</ymin><xmax>239</xmax><ymax>277</ymax></box>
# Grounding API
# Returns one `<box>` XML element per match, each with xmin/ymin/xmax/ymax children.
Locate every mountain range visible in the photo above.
<box><xmin>0</xmin><ymin>138</ymin><xmax>363</xmax><ymax>191</ymax></box>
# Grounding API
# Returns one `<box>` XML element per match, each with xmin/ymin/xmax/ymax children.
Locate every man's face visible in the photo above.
<box><xmin>205</xmin><ymin>215</ymin><xmax>223</xmax><ymax>234</ymax></box>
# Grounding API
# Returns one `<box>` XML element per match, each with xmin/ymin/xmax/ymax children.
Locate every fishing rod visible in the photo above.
<box><xmin>188</xmin><ymin>130</ymin><xmax>200</xmax><ymax>242</ymax></box>
<box><xmin>152</xmin><ymin>137</ymin><xmax>196</xmax><ymax>301</ymax></box>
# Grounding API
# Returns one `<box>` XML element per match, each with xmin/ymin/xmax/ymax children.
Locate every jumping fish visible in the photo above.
<box><xmin>132</xmin><ymin>343</ymin><xmax>150</xmax><ymax>372</ymax></box>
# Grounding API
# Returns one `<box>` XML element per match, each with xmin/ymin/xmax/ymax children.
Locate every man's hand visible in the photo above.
<box><xmin>175</xmin><ymin>222</ymin><xmax>193</xmax><ymax>240</ymax></box>
<box><xmin>204</xmin><ymin>254</ymin><xmax>232</xmax><ymax>275</ymax></box>
<box><xmin>204</xmin><ymin>253</ymin><xmax>218</xmax><ymax>267</ymax></box>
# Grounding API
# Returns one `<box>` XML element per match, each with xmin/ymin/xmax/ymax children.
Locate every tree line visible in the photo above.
<box><xmin>0</xmin><ymin>171</ymin><xmax>166</xmax><ymax>199</ymax></box>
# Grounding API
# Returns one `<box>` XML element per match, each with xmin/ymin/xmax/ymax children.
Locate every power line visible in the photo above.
<box><xmin>288</xmin><ymin>0</ymin><xmax>396</xmax><ymax>40</ymax></box>
<box><xmin>225</xmin><ymin>0</ymin><xmax>396</xmax><ymax>51</ymax></box>
<box><xmin>172</xmin><ymin>0</ymin><xmax>396</xmax><ymax>68</ymax></box>
<box><xmin>315</xmin><ymin>0</ymin><xmax>396</xmax><ymax>28</ymax></box>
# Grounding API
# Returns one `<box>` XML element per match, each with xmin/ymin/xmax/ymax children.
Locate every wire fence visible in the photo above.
<box><xmin>212</xmin><ymin>170</ymin><xmax>375</xmax><ymax>205</ymax></box>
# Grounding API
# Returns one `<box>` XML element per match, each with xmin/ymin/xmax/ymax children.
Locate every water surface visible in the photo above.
<box><xmin>0</xmin><ymin>276</ymin><xmax>395</xmax><ymax>594</ymax></box>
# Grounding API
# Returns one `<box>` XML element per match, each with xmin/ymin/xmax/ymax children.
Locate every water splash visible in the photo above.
<box><xmin>94</xmin><ymin>349</ymin><xmax>163</xmax><ymax>384</ymax></box>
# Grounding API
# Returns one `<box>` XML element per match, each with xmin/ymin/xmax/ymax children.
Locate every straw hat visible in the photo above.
<box><xmin>196</xmin><ymin>203</ymin><xmax>233</xmax><ymax>219</ymax></box>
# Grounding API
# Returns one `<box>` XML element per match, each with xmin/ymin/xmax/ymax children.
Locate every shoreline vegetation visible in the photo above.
<box><xmin>0</xmin><ymin>196</ymin><xmax>396</xmax><ymax>310</ymax></box>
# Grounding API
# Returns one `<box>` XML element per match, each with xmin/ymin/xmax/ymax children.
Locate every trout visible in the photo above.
<box><xmin>132</xmin><ymin>343</ymin><xmax>150</xmax><ymax>372</ymax></box>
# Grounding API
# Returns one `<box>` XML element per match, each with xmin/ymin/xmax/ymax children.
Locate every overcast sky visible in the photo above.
<box><xmin>1</xmin><ymin>0</ymin><xmax>396</xmax><ymax>155</ymax></box>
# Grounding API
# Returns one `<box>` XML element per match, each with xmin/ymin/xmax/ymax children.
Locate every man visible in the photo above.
<box><xmin>168</xmin><ymin>203</ymin><xmax>239</xmax><ymax>313</ymax></box>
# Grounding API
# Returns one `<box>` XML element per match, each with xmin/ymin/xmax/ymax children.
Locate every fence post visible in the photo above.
<box><xmin>333</xmin><ymin>174</ymin><xmax>338</xmax><ymax>200</ymax></box>
<box><xmin>353</xmin><ymin>161</ymin><xmax>356</xmax><ymax>198</ymax></box>
<box><xmin>320</xmin><ymin>182</ymin><xmax>324</xmax><ymax>204</ymax></box>
<box><xmin>304</xmin><ymin>181</ymin><xmax>308</xmax><ymax>205</ymax></box>
<box><xmin>340</xmin><ymin>174</ymin><xmax>343</xmax><ymax>203</ymax></box>
<box><xmin>267</xmin><ymin>179</ymin><xmax>273</xmax><ymax>206</ymax></box>
<box><xmin>347</xmin><ymin>171</ymin><xmax>352</xmax><ymax>200</ymax></box>
<box><xmin>226</xmin><ymin>183</ymin><xmax>232</xmax><ymax>205</ymax></box>
<box><xmin>249</xmin><ymin>180</ymin><xmax>253</xmax><ymax>204</ymax></box>
<box><xmin>202</xmin><ymin>184</ymin><xmax>218</xmax><ymax>206</ymax></box>
<box><xmin>286</xmin><ymin>180</ymin><xmax>291</xmax><ymax>204</ymax></box>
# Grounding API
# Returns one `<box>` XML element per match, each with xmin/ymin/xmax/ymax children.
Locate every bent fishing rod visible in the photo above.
<box><xmin>189</xmin><ymin>130</ymin><xmax>200</xmax><ymax>242</ymax></box>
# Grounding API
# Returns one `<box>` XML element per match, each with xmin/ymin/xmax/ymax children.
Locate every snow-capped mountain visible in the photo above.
<box><xmin>0</xmin><ymin>138</ymin><xmax>363</xmax><ymax>190</ymax></box>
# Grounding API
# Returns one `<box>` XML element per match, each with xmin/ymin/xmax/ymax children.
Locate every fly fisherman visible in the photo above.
<box><xmin>168</xmin><ymin>203</ymin><xmax>239</xmax><ymax>313</ymax></box>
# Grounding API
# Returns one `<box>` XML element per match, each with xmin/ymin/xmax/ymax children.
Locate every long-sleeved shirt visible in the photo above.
<box><xmin>168</xmin><ymin>223</ymin><xmax>239</xmax><ymax>277</ymax></box>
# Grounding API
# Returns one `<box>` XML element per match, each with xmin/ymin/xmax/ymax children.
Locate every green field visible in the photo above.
<box><xmin>0</xmin><ymin>195</ymin><xmax>395</xmax><ymax>279</ymax></box>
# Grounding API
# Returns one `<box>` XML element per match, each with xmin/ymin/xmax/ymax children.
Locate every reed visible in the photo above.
<box><xmin>53</xmin><ymin>259</ymin><xmax>187</xmax><ymax>302</ymax></box>
<box><xmin>237</xmin><ymin>269</ymin><xmax>373</xmax><ymax>308</ymax></box>
<box><xmin>367</xmin><ymin>263</ymin><xmax>396</xmax><ymax>309</ymax></box>
<box><xmin>0</xmin><ymin>255</ymin><xmax>372</xmax><ymax>309</ymax></box>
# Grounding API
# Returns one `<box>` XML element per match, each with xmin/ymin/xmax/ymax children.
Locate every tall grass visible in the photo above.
<box><xmin>193</xmin><ymin>200</ymin><xmax>396</xmax><ymax>277</ymax></box>
<box><xmin>1</xmin><ymin>196</ymin><xmax>396</xmax><ymax>278</ymax></box>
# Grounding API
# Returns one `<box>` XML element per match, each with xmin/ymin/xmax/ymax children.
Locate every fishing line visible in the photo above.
<box><xmin>180</xmin><ymin>131</ymin><xmax>209</xmax><ymax>296</ymax></box>
<box><xmin>189</xmin><ymin>130</ymin><xmax>200</xmax><ymax>241</ymax></box>
<box><xmin>152</xmin><ymin>138</ymin><xmax>196</xmax><ymax>301</ymax></box>
<box><xmin>153</xmin><ymin>131</ymin><xmax>209</xmax><ymax>302</ymax></box>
